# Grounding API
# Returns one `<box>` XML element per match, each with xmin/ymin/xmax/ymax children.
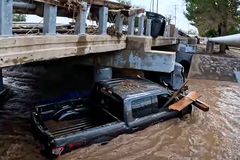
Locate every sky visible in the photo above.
<box><xmin>26</xmin><ymin>0</ymin><xmax>197</xmax><ymax>33</ymax></box>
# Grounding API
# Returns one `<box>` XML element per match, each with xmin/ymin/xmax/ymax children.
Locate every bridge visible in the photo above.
<box><xmin>0</xmin><ymin>0</ymin><xmax>196</xmax><ymax>92</ymax></box>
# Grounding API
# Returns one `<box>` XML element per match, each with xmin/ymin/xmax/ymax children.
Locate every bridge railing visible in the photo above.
<box><xmin>0</xmin><ymin>0</ymin><xmax>154</xmax><ymax>37</ymax></box>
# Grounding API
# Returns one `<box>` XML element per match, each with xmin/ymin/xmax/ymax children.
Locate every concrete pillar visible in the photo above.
<box><xmin>206</xmin><ymin>41</ymin><xmax>214</xmax><ymax>54</ymax></box>
<box><xmin>174</xmin><ymin>28</ymin><xmax>178</xmax><ymax>37</ymax></box>
<box><xmin>75</xmin><ymin>1</ymin><xmax>87</xmax><ymax>35</ymax></box>
<box><xmin>115</xmin><ymin>12</ymin><xmax>123</xmax><ymax>33</ymax></box>
<box><xmin>0</xmin><ymin>0</ymin><xmax>13</xmax><ymax>36</ymax></box>
<box><xmin>137</xmin><ymin>17</ymin><xmax>144</xmax><ymax>36</ymax></box>
<box><xmin>146</xmin><ymin>19</ymin><xmax>152</xmax><ymax>36</ymax></box>
<box><xmin>43</xmin><ymin>0</ymin><xmax>57</xmax><ymax>34</ymax></box>
<box><xmin>94</xmin><ymin>67</ymin><xmax>112</xmax><ymax>82</ymax></box>
<box><xmin>98</xmin><ymin>6</ymin><xmax>108</xmax><ymax>35</ymax></box>
<box><xmin>128</xmin><ymin>16</ymin><xmax>135</xmax><ymax>35</ymax></box>
<box><xmin>164</xmin><ymin>25</ymin><xmax>170</xmax><ymax>37</ymax></box>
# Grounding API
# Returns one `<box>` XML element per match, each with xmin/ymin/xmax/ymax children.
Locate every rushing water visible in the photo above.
<box><xmin>0</xmin><ymin>69</ymin><xmax>240</xmax><ymax>160</ymax></box>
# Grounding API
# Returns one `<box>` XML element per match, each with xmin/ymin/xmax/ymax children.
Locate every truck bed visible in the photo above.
<box><xmin>45</xmin><ymin>117</ymin><xmax>96</xmax><ymax>138</ymax></box>
<box><xmin>33</xmin><ymin>99</ymin><xmax>120</xmax><ymax>139</ymax></box>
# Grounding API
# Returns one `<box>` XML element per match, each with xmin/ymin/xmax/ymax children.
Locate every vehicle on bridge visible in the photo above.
<box><xmin>31</xmin><ymin>77</ymin><xmax>208</xmax><ymax>158</ymax></box>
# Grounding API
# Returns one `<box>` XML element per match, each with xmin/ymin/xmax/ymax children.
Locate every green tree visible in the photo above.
<box><xmin>13</xmin><ymin>14</ymin><xmax>26</xmax><ymax>22</ymax></box>
<box><xmin>184</xmin><ymin>0</ymin><xmax>240</xmax><ymax>53</ymax></box>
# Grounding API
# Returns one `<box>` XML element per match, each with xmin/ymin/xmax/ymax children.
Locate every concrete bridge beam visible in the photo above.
<box><xmin>77</xmin><ymin>36</ymin><xmax>176</xmax><ymax>73</ymax></box>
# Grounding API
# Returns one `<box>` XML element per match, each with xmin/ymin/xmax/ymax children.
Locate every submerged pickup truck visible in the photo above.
<box><xmin>31</xmin><ymin>77</ymin><xmax>193</xmax><ymax>158</ymax></box>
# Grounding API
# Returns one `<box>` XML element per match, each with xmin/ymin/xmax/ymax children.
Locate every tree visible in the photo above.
<box><xmin>184</xmin><ymin>0</ymin><xmax>240</xmax><ymax>53</ymax></box>
<box><xmin>165</xmin><ymin>14</ymin><xmax>173</xmax><ymax>25</ymax></box>
<box><xmin>13</xmin><ymin>14</ymin><xmax>26</xmax><ymax>22</ymax></box>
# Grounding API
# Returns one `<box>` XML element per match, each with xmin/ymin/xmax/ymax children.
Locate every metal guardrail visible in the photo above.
<box><xmin>0</xmin><ymin>0</ymin><xmax>153</xmax><ymax>36</ymax></box>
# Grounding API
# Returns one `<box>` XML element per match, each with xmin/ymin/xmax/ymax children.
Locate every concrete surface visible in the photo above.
<box><xmin>152</xmin><ymin>37</ymin><xmax>188</xmax><ymax>47</ymax></box>
<box><xmin>76</xmin><ymin>36</ymin><xmax>176</xmax><ymax>73</ymax></box>
<box><xmin>0</xmin><ymin>35</ymin><xmax>195</xmax><ymax>73</ymax></box>
<box><xmin>188</xmin><ymin>54</ymin><xmax>240</xmax><ymax>82</ymax></box>
<box><xmin>0</xmin><ymin>35</ymin><xmax>126</xmax><ymax>68</ymax></box>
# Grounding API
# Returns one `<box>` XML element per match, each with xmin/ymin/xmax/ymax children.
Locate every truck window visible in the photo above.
<box><xmin>157</xmin><ymin>94</ymin><xmax>172</xmax><ymax>108</ymax></box>
<box><xmin>131</xmin><ymin>96</ymin><xmax>158</xmax><ymax>118</ymax></box>
<box><xmin>91</xmin><ymin>84</ymin><xmax>124</xmax><ymax>121</ymax></box>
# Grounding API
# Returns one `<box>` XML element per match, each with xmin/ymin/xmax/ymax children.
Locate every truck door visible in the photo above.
<box><xmin>126</xmin><ymin>95</ymin><xmax>159</xmax><ymax>131</ymax></box>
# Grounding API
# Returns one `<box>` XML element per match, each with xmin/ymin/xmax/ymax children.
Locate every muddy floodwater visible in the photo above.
<box><xmin>0</xmin><ymin>74</ymin><xmax>240</xmax><ymax>159</ymax></box>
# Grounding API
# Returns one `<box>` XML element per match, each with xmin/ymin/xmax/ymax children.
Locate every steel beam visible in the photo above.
<box><xmin>43</xmin><ymin>0</ymin><xmax>57</xmax><ymax>34</ymax></box>
<box><xmin>128</xmin><ymin>16</ymin><xmax>135</xmax><ymax>35</ymax></box>
<box><xmin>98</xmin><ymin>6</ymin><xmax>108</xmax><ymax>35</ymax></box>
<box><xmin>13</xmin><ymin>1</ymin><xmax>36</xmax><ymax>10</ymax></box>
<box><xmin>137</xmin><ymin>17</ymin><xmax>144</xmax><ymax>36</ymax></box>
<box><xmin>146</xmin><ymin>19</ymin><xmax>151</xmax><ymax>36</ymax></box>
<box><xmin>75</xmin><ymin>1</ymin><xmax>87</xmax><ymax>35</ymax></box>
<box><xmin>0</xmin><ymin>0</ymin><xmax>13</xmax><ymax>36</ymax></box>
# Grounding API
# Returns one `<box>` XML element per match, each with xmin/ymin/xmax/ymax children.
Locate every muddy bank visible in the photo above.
<box><xmin>0</xmin><ymin>65</ymin><xmax>240</xmax><ymax>160</ymax></box>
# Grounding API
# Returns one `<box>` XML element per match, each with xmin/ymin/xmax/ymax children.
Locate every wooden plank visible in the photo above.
<box><xmin>169</xmin><ymin>91</ymin><xmax>201</xmax><ymax>111</ymax></box>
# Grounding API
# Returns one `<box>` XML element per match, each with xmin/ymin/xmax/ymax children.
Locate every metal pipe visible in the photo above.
<box><xmin>208</xmin><ymin>33</ymin><xmax>240</xmax><ymax>46</ymax></box>
<box><xmin>13</xmin><ymin>1</ymin><xmax>36</xmax><ymax>10</ymax></box>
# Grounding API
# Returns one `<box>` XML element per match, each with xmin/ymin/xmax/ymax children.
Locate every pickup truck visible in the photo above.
<box><xmin>31</xmin><ymin>77</ymin><xmax>193</xmax><ymax>158</ymax></box>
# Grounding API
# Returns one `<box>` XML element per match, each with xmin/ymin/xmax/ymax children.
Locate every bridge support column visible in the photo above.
<box><xmin>75</xmin><ymin>1</ymin><xmax>87</xmax><ymax>35</ymax></box>
<box><xmin>98</xmin><ymin>6</ymin><xmax>108</xmax><ymax>35</ymax></box>
<box><xmin>0</xmin><ymin>0</ymin><xmax>13</xmax><ymax>36</ymax></box>
<box><xmin>164</xmin><ymin>25</ymin><xmax>170</xmax><ymax>37</ymax></box>
<box><xmin>43</xmin><ymin>0</ymin><xmax>57</xmax><ymax>34</ymax></box>
<box><xmin>128</xmin><ymin>16</ymin><xmax>135</xmax><ymax>35</ymax></box>
<box><xmin>116</xmin><ymin>12</ymin><xmax>123</xmax><ymax>33</ymax></box>
<box><xmin>146</xmin><ymin>19</ymin><xmax>152</xmax><ymax>36</ymax></box>
<box><xmin>206</xmin><ymin>41</ymin><xmax>214</xmax><ymax>54</ymax></box>
<box><xmin>0</xmin><ymin>0</ymin><xmax>12</xmax><ymax>91</ymax></box>
<box><xmin>137</xmin><ymin>17</ymin><xmax>144</xmax><ymax>36</ymax></box>
<box><xmin>174</xmin><ymin>28</ymin><xmax>178</xmax><ymax>37</ymax></box>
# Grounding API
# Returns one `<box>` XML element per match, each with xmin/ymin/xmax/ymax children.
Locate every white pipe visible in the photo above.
<box><xmin>208</xmin><ymin>33</ymin><xmax>240</xmax><ymax>46</ymax></box>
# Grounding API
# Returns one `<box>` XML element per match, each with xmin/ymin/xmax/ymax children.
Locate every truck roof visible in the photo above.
<box><xmin>98</xmin><ymin>77</ymin><xmax>170</xmax><ymax>99</ymax></box>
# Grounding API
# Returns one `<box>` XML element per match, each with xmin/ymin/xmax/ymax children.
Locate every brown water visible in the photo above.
<box><xmin>0</xmin><ymin>76</ymin><xmax>240</xmax><ymax>160</ymax></box>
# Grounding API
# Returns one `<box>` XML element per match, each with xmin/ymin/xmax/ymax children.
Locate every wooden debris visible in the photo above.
<box><xmin>169</xmin><ymin>91</ymin><xmax>201</xmax><ymax>111</ymax></box>
<box><xmin>121</xmin><ymin>8</ymin><xmax>145</xmax><ymax>17</ymax></box>
<box><xmin>107</xmin><ymin>26</ymin><xmax>123</xmax><ymax>38</ymax></box>
<box><xmin>32</xmin><ymin>0</ymin><xmax>131</xmax><ymax>9</ymax></box>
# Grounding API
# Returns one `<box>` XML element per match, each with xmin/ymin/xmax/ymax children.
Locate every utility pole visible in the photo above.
<box><xmin>156</xmin><ymin>0</ymin><xmax>158</xmax><ymax>13</ymax></box>
<box><xmin>152</xmin><ymin>0</ymin><xmax>154</xmax><ymax>13</ymax></box>
<box><xmin>174</xmin><ymin>5</ymin><xmax>178</xmax><ymax>26</ymax></box>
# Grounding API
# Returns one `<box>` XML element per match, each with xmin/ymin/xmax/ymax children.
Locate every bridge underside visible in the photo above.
<box><xmin>0</xmin><ymin>35</ymin><xmax>190</xmax><ymax>73</ymax></box>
